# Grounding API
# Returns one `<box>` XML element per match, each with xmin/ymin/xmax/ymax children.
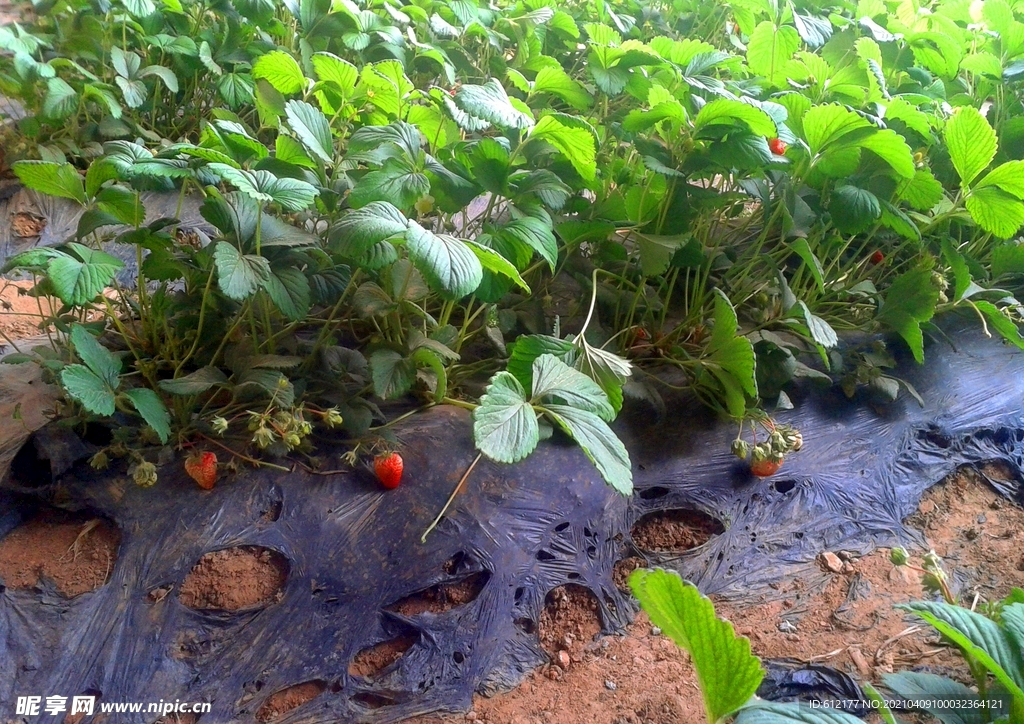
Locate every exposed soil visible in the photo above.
<box><xmin>386</xmin><ymin>572</ymin><xmax>490</xmax><ymax>616</ymax></box>
<box><xmin>409</xmin><ymin>465</ymin><xmax>1024</xmax><ymax>724</ymax></box>
<box><xmin>255</xmin><ymin>680</ymin><xmax>326</xmax><ymax>723</ymax></box>
<box><xmin>0</xmin><ymin>280</ymin><xmax>56</xmax><ymax>341</ymax></box>
<box><xmin>349</xmin><ymin>635</ymin><xmax>418</xmax><ymax>678</ymax></box>
<box><xmin>630</xmin><ymin>508</ymin><xmax>725</xmax><ymax>552</ymax></box>
<box><xmin>178</xmin><ymin>546</ymin><xmax>288</xmax><ymax>611</ymax></box>
<box><xmin>0</xmin><ymin>509</ymin><xmax>120</xmax><ymax>597</ymax></box>
<box><xmin>538</xmin><ymin>584</ymin><xmax>603</xmax><ymax>663</ymax></box>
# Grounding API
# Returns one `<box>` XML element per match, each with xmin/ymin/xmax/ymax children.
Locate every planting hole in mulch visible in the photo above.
<box><xmin>0</xmin><ymin>508</ymin><xmax>120</xmax><ymax>597</ymax></box>
<box><xmin>538</xmin><ymin>584</ymin><xmax>602</xmax><ymax>662</ymax></box>
<box><xmin>385</xmin><ymin>571</ymin><xmax>491</xmax><ymax>616</ymax></box>
<box><xmin>349</xmin><ymin>634</ymin><xmax>418</xmax><ymax>679</ymax></box>
<box><xmin>630</xmin><ymin>508</ymin><xmax>725</xmax><ymax>553</ymax></box>
<box><xmin>178</xmin><ymin>546</ymin><xmax>288</xmax><ymax>612</ymax></box>
<box><xmin>254</xmin><ymin>680</ymin><xmax>326</xmax><ymax>723</ymax></box>
<box><xmin>612</xmin><ymin>557</ymin><xmax>647</xmax><ymax>593</ymax></box>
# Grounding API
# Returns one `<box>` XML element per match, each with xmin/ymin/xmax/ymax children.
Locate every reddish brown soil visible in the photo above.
<box><xmin>410</xmin><ymin>466</ymin><xmax>1024</xmax><ymax>724</ymax></box>
<box><xmin>178</xmin><ymin>546</ymin><xmax>288</xmax><ymax>611</ymax></box>
<box><xmin>538</xmin><ymin>584</ymin><xmax>603</xmax><ymax>664</ymax></box>
<box><xmin>630</xmin><ymin>508</ymin><xmax>724</xmax><ymax>552</ymax></box>
<box><xmin>255</xmin><ymin>680</ymin><xmax>326</xmax><ymax>723</ymax></box>
<box><xmin>0</xmin><ymin>509</ymin><xmax>120</xmax><ymax>597</ymax></box>
<box><xmin>0</xmin><ymin>280</ymin><xmax>56</xmax><ymax>341</ymax></box>
<box><xmin>349</xmin><ymin>635</ymin><xmax>418</xmax><ymax>678</ymax></box>
<box><xmin>386</xmin><ymin>572</ymin><xmax>490</xmax><ymax>616</ymax></box>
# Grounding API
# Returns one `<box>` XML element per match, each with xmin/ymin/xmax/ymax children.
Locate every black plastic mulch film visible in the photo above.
<box><xmin>1</xmin><ymin>318</ymin><xmax>1023</xmax><ymax>723</ymax></box>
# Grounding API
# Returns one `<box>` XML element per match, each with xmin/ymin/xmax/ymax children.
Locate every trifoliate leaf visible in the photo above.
<box><xmin>473</xmin><ymin>371</ymin><xmax>540</xmax><ymax>464</ymax></box>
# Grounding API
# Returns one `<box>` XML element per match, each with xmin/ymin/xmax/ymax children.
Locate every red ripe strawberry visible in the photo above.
<box><xmin>768</xmin><ymin>138</ymin><xmax>787</xmax><ymax>155</ymax></box>
<box><xmin>870</xmin><ymin>250</ymin><xmax>884</xmax><ymax>264</ymax></box>
<box><xmin>374</xmin><ymin>452</ymin><xmax>404</xmax><ymax>489</ymax></box>
<box><xmin>750</xmin><ymin>457</ymin><xmax>783</xmax><ymax>477</ymax></box>
<box><xmin>185</xmin><ymin>451</ymin><xmax>218</xmax><ymax>490</ymax></box>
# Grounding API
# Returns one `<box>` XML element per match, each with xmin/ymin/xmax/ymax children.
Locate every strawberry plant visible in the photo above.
<box><xmin>0</xmin><ymin>0</ymin><xmax>1023</xmax><ymax>495</ymax></box>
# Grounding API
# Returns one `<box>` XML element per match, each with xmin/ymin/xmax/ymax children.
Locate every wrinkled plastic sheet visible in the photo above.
<box><xmin>1</xmin><ymin>317</ymin><xmax>1023</xmax><ymax>723</ymax></box>
<box><xmin>1</xmin><ymin>186</ymin><xmax>211</xmax><ymax>284</ymax></box>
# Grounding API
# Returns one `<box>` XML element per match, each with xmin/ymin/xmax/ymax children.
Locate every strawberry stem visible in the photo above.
<box><xmin>421</xmin><ymin>452</ymin><xmax>483</xmax><ymax>544</ymax></box>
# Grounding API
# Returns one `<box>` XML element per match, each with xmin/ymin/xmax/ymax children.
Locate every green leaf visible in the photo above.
<box><xmin>735</xmin><ymin>702</ymin><xmax>870</xmax><ymax>723</ymax></box>
<box><xmin>369</xmin><ymin>348</ymin><xmax>417</xmax><ymax>400</ymax></box>
<box><xmin>411</xmin><ymin>347</ymin><xmax>448</xmax><ymax>403</ymax></box>
<box><xmin>797</xmin><ymin>302</ymin><xmax>838</xmax><ymax>348</ymax></box>
<box><xmin>252</xmin><ymin>50</ymin><xmax>306</xmax><ymax>95</ymax></box>
<box><xmin>262</xmin><ymin>267</ymin><xmax>311</xmax><ymax>321</ymax></box>
<box><xmin>506</xmin><ymin>335</ymin><xmax>576</xmax><ymax>391</ymax></box>
<box><xmin>802</xmin><ymin>104</ymin><xmax>870</xmax><ymax>155</ymax></box>
<box><xmin>43</xmin><ymin>77</ymin><xmax>78</xmax><ymax>119</ymax></box>
<box><xmin>634</xmin><ymin>233</ymin><xmax>692</xmax><ymax>276</ymax></box>
<box><xmin>61</xmin><ymin>365</ymin><xmax>116</xmax><ymax>416</ymax></box>
<box><xmin>529</xmin><ymin>113</ymin><xmax>597</xmax><ymax>182</ymax></box>
<box><xmin>877</xmin><ymin>269</ymin><xmax>939</xmax><ymax>363</ymax></box>
<box><xmin>574</xmin><ymin>340</ymin><xmax>631</xmax><ymax>414</ymax></box>
<box><xmin>946</xmin><ymin>106</ymin><xmax>997</xmax><ymax>187</ymax></box>
<box><xmin>123</xmin><ymin>387</ymin><xmax>170</xmax><ymax>443</ymax></box>
<box><xmin>208</xmin><ymin>164</ymin><xmax>319</xmax><ymax>211</ymax></box>
<box><xmin>880</xmin><ymin>200</ymin><xmax>921</xmax><ymax>241</ymax></box>
<box><xmin>829</xmin><ymin>185</ymin><xmax>881</xmax><ymax>234</ymax></box>
<box><xmin>285</xmin><ymin>99</ymin><xmax>334</xmax><ymax>164</ymax></box>
<box><xmin>630</xmin><ymin>569</ymin><xmax>763</xmax><ymax>723</ymax></box>
<box><xmin>466</xmin><ymin>240</ymin><xmax>531</xmax><ymax>293</ymax></box>
<box><xmin>899</xmin><ymin>169</ymin><xmax>945</xmax><ymax>211</ymax></box>
<box><xmin>531</xmin><ymin>354</ymin><xmax>614</xmax><ymax>421</ymax></box>
<box><xmin>899</xmin><ymin>601</ymin><xmax>1024</xmax><ymax>702</ymax></box>
<box><xmin>976</xmin><ymin>161</ymin><xmax>1024</xmax><ymax>199</ymax></box>
<box><xmin>544</xmin><ymin>403</ymin><xmax>632</xmax><ymax>494</ymax></box>
<box><xmin>473</xmin><ymin>371</ymin><xmax>540</xmax><ymax>463</ymax></box>
<box><xmin>454</xmin><ymin>79</ymin><xmax>534</xmax><ymax>130</ymax></box>
<box><xmin>405</xmin><ymin>221</ymin><xmax>482</xmax><ymax>299</ymax></box>
<box><xmin>992</xmin><ymin>243</ymin><xmax>1024</xmax><ymax>277</ymax></box>
<box><xmin>158</xmin><ymin>367</ymin><xmax>229</xmax><ymax>395</ymax></box>
<box><xmin>693</xmin><ymin>99</ymin><xmax>776</xmax><ymax>138</ymax></box>
<box><xmin>855</xmin><ymin>129</ymin><xmax>915</xmax><ymax>179</ymax></box>
<box><xmin>312</xmin><ymin>52</ymin><xmax>358</xmax><ymax>97</ymax></box>
<box><xmin>941</xmin><ymin>239</ymin><xmax>972</xmax><ymax>301</ymax></box>
<box><xmin>70</xmin><ymin>325</ymin><xmax>119</xmax><ymax>387</ymax></box>
<box><xmin>495</xmin><ymin>217</ymin><xmax>558</xmax><ymax>271</ymax></box>
<box><xmin>11</xmin><ymin>161</ymin><xmax>86</xmax><ymax>204</ymax></box>
<box><xmin>213</xmin><ymin>241</ymin><xmax>271</xmax><ymax>301</ymax></box>
<box><xmin>706</xmin><ymin>290</ymin><xmax>757</xmax><ymax>410</ymax></box>
<box><xmin>790</xmin><ymin>239</ymin><xmax>824</xmax><ymax>292</ymax></box>
<box><xmin>349</xmin><ymin>157</ymin><xmax>430</xmax><ymax>211</ymax></box>
<box><xmin>746</xmin><ymin>21</ymin><xmax>800</xmax><ymax>86</ymax></box>
<box><xmin>966</xmin><ymin>186</ymin><xmax>1024</xmax><ymax>238</ymax></box>
<box><xmin>331</xmin><ymin>201</ymin><xmax>408</xmax><ymax>257</ymax></box>
<box><xmin>139</xmin><ymin>65</ymin><xmax>178</xmax><ymax>93</ymax></box>
<box><xmin>974</xmin><ymin>301</ymin><xmax>1024</xmax><ymax>351</ymax></box>
<box><xmin>532</xmin><ymin>66</ymin><xmax>591</xmax><ymax>110</ymax></box>
<box><xmin>49</xmin><ymin>244</ymin><xmax>125</xmax><ymax>306</ymax></box>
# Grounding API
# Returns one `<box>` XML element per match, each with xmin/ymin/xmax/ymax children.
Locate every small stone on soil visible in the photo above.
<box><xmin>778</xmin><ymin>620</ymin><xmax>798</xmax><ymax>633</ymax></box>
<box><xmin>819</xmin><ymin>551</ymin><xmax>844</xmax><ymax>573</ymax></box>
<box><xmin>604</xmin><ymin>680</ymin><xmax>617</xmax><ymax>691</ymax></box>
<box><xmin>650</xmin><ymin>626</ymin><xmax>661</xmax><ymax>636</ymax></box>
